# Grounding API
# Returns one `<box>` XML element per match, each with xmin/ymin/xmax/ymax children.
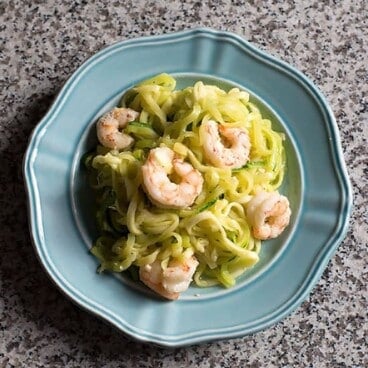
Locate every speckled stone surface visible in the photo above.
<box><xmin>0</xmin><ymin>0</ymin><xmax>367</xmax><ymax>367</ymax></box>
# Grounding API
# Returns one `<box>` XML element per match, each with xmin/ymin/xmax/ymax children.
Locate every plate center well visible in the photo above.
<box><xmin>70</xmin><ymin>73</ymin><xmax>304</xmax><ymax>301</ymax></box>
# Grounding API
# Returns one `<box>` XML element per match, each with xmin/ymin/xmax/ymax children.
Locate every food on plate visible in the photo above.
<box><xmin>246</xmin><ymin>191</ymin><xmax>291</xmax><ymax>240</ymax></box>
<box><xmin>84</xmin><ymin>73</ymin><xmax>291</xmax><ymax>300</ymax></box>
<box><xmin>139</xmin><ymin>255</ymin><xmax>199</xmax><ymax>300</ymax></box>
<box><xmin>141</xmin><ymin>146</ymin><xmax>204</xmax><ymax>209</ymax></box>
<box><xmin>200</xmin><ymin>120</ymin><xmax>251</xmax><ymax>169</ymax></box>
<box><xmin>96</xmin><ymin>107</ymin><xmax>139</xmax><ymax>150</ymax></box>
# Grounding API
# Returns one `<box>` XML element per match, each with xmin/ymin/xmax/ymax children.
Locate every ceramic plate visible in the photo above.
<box><xmin>23</xmin><ymin>28</ymin><xmax>352</xmax><ymax>347</ymax></box>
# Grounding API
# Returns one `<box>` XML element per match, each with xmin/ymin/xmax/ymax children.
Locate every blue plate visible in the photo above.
<box><xmin>23</xmin><ymin>28</ymin><xmax>352</xmax><ymax>347</ymax></box>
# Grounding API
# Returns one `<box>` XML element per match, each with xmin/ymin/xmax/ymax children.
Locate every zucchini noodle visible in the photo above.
<box><xmin>85</xmin><ymin>73</ymin><xmax>286</xmax><ymax>288</ymax></box>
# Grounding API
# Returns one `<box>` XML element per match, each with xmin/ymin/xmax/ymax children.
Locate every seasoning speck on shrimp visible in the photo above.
<box><xmin>246</xmin><ymin>191</ymin><xmax>291</xmax><ymax>240</ymax></box>
<box><xmin>139</xmin><ymin>255</ymin><xmax>199</xmax><ymax>300</ymax></box>
<box><xmin>200</xmin><ymin>120</ymin><xmax>251</xmax><ymax>169</ymax></box>
<box><xmin>97</xmin><ymin>107</ymin><xmax>139</xmax><ymax>150</ymax></box>
<box><xmin>141</xmin><ymin>146</ymin><xmax>204</xmax><ymax>209</ymax></box>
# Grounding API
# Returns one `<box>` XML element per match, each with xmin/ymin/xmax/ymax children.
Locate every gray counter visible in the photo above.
<box><xmin>0</xmin><ymin>0</ymin><xmax>367</xmax><ymax>367</ymax></box>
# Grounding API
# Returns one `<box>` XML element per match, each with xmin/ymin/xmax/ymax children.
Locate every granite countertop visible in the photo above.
<box><xmin>1</xmin><ymin>0</ymin><xmax>367</xmax><ymax>367</ymax></box>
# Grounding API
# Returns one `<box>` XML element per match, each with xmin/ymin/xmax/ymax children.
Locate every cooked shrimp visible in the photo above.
<box><xmin>139</xmin><ymin>256</ymin><xmax>199</xmax><ymax>300</ymax></box>
<box><xmin>200</xmin><ymin>120</ymin><xmax>250</xmax><ymax>169</ymax></box>
<box><xmin>96</xmin><ymin>107</ymin><xmax>139</xmax><ymax>150</ymax></box>
<box><xmin>141</xmin><ymin>146</ymin><xmax>204</xmax><ymax>209</ymax></box>
<box><xmin>246</xmin><ymin>191</ymin><xmax>291</xmax><ymax>240</ymax></box>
